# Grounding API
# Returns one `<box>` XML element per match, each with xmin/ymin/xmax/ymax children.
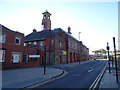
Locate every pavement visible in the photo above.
<box><xmin>1</xmin><ymin>60</ymin><xmax>92</xmax><ymax>89</ymax></box>
<box><xmin>2</xmin><ymin>66</ymin><xmax>63</xmax><ymax>88</ymax></box>
<box><xmin>99</xmin><ymin>61</ymin><xmax>120</xmax><ymax>89</ymax></box>
<box><xmin>1</xmin><ymin>60</ymin><xmax>120</xmax><ymax>89</ymax></box>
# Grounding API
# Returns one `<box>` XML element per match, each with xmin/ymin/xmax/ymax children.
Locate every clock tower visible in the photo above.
<box><xmin>41</xmin><ymin>10</ymin><xmax>51</xmax><ymax>30</ymax></box>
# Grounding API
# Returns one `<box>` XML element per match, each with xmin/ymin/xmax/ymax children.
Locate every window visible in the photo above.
<box><xmin>51</xmin><ymin>40</ymin><xmax>54</xmax><ymax>47</ymax></box>
<box><xmin>12</xmin><ymin>53</ymin><xmax>21</xmax><ymax>63</ymax></box>
<box><xmin>15</xmin><ymin>37</ymin><xmax>20</xmax><ymax>45</ymax></box>
<box><xmin>0</xmin><ymin>33</ymin><xmax>6</xmax><ymax>43</ymax></box>
<box><xmin>59</xmin><ymin>41</ymin><xmax>62</xmax><ymax>48</ymax></box>
<box><xmin>28</xmin><ymin>42</ymin><xmax>31</xmax><ymax>44</ymax></box>
<box><xmin>34</xmin><ymin>42</ymin><xmax>37</xmax><ymax>45</ymax></box>
<box><xmin>40</xmin><ymin>41</ymin><xmax>43</xmax><ymax>46</ymax></box>
<box><xmin>24</xmin><ymin>43</ymin><xmax>26</xmax><ymax>46</ymax></box>
<box><xmin>0</xmin><ymin>50</ymin><xmax>5</xmax><ymax>62</ymax></box>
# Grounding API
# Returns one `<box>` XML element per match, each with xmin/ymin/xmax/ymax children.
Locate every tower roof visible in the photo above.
<box><xmin>42</xmin><ymin>10</ymin><xmax>51</xmax><ymax>15</ymax></box>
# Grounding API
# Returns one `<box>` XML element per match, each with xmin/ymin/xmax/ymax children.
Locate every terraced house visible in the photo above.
<box><xmin>0</xmin><ymin>24</ymin><xmax>24</xmax><ymax>63</ymax></box>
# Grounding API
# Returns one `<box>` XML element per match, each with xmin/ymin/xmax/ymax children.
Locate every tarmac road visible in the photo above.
<box><xmin>34</xmin><ymin>60</ymin><xmax>107</xmax><ymax>88</ymax></box>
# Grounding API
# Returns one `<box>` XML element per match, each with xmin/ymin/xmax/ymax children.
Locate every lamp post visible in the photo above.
<box><xmin>44</xmin><ymin>45</ymin><xmax>46</xmax><ymax>75</ymax></box>
<box><xmin>106</xmin><ymin>42</ymin><xmax>111</xmax><ymax>73</ymax></box>
<box><xmin>78</xmin><ymin>32</ymin><xmax>81</xmax><ymax>41</ymax></box>
<box><xmin>113</xmin><ymin>37</ymin><xmax>119</xmax><ymax>83</ymax></box>
<box><xmin>78</xmin><ymin>32</ymin><xmax>81</xmax><ymax>64</ymax></box>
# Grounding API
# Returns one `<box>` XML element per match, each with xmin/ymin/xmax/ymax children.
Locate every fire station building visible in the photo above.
<box><xmin>24</xmin><ymin>10</ymin><xmax>89</xmax><ymax>65</ymax></box>
<box><xmin>1</xmin><ymin>10</ymin><xmax>89</xmax><ymax>69</ymax></box>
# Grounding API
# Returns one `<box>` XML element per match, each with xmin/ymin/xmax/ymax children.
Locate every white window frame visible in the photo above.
<box><xmin>24</xmin><ymin>43</ymin><xmax>26</xmax><ymax>46</ymax></box>
<box><xmin>12</xmin><ymin>53</ymin><xmax>21</xmax><ymax>63</ymax></box>
<box><xmin>60</xmin><ymin>41</ymin><xmax>62</xmax><ymax>48</ymax></box>
<box><xmin>15</xmin><ymin>37</ymin><xmax>21</xmax><ymax>45</ymax></box>
<box><xmin>28</xmin><ymin>42</ymin><xmax>31</xmax><ymax>44</ymax></box>
<box><xmin>0</xmin><ymin>50</ymin><xmax>5</xmax><ymax>62</ymax></box>
<box><xmin>51</xmin><ymin>40</ymin><xmax>54</xmax><ymax>46</ymax></box>
<box><xmin>34</xmin><ymin>41</ymin><xmax>37</xmax><ymax>45</ymax></box>
<box><xmin>40</xmin><ymin>41</ymin><xmax>43</xmax><ymax>46</ymax></box>
<box><xmin>0</xmin><ymin>33</ymin><xmax>6</xmax><ymax>43</ymax></box>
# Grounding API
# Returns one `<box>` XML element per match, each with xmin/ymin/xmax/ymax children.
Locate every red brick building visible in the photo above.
<box><xmin>1</xmin><ymin>10</ymin><xmax>89</xmax><ymax>69</ymax></box>
<box><xmin>24</xmin><ymin>28</ymin><xmax>67</xmax><ymax>65</ymax></box>
<box><xmin>1</xmin><ymin>25</ymin><xmax>41</xmax><ymax>69</ymax></box>
<box><xmin>24</xmin><ymin>10</ymin><xmax>89</xmax><ymax>65</ymax></box>
<box><xmin>0</xmin><ymin>24</ymin><xmax>24</xmax><ymax>63</ymax></box>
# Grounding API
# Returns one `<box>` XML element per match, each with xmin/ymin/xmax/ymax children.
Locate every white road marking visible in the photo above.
<box><xmin>88</xmin><ymin>69</ymin><xmax>94</xmax><ymax>72</ymax></box>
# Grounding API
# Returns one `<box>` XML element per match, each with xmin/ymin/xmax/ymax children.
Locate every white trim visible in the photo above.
<box><xmin>15</xmin><ymin>36</ymin><xmax>21</xmax><ymax>45</ymax></box>
<box><xmin>0</xmin><ymin>50</ymin><xmax>5</xmax><ymax>62</ymax></box>
<box><xmin>29</xmin><ymin>55</ymin><xmax>40</xmax><ymax>58</ymax></box>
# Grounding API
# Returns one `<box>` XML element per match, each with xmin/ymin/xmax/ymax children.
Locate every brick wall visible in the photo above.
<box><xmin>2</xmin><ymin>62</ymin><xmax>40</xmax><ymax>70</ymax></box>
<box><xmin>1</xmin><ymin>25</ymin><xmax>24</xmax><ymax>63</ymax></box>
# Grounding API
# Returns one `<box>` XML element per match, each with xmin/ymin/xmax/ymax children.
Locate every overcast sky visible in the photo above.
<box><xmin>0</xmin><ymin>0</ymin><xmax>119</xmax><ymax>54</ymax></box>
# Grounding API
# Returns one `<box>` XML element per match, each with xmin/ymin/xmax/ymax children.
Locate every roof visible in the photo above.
<box><xmin>24</xmin><ymin>28</ymin><xmax>79</xmax><ymax>43</ymax></box>
<box><xmin>0</xmin><ymin>24</ymin><xmax>24</xmax><ymax>35</ymax></box>
<box><xmin>53</xmin><ymin>28</ymin><xmax>67</xmax><ymax>33</ymax></box>
<box><xmin>42</xmin><ymin>10</ymin><xmax>51</xmax><ymax>15</ymax></box>
<box><xmin>24</xmin><ymin>30</ymin><xmax>54</xmax><ymax>42</ymax></box>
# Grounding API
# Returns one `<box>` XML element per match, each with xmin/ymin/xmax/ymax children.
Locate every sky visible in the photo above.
<box><xmin>0</xmin><ymin>0</ymin><xmax>119</xmax><ymax>54</ymax></box>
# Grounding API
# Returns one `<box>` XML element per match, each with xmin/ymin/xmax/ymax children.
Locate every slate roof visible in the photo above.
<box><xmin>42</xmin><ymin>10</ymin><xmax>51</xmax><ymax>15</ymax></box>
<box><xmin>24</xmin><ymin>30</ymin><xmax>54</xmax><ymax>42</ymax></box>
<box><xmin>53</xmin><ymin>28</ymin><xmax>78</xmax><ymax>41</ymax></box>
<box><xmin>0</xmin><ymin>24</ymin><xmax>24</xmax><ymax>35</ymax></box>
<box><xmin>24</xmin><ymin>28</ymin><xmax>78</xmax><ymax>42</ymax></box>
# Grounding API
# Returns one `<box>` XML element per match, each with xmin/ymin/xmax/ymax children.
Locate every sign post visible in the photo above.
<box><xmin>106</xmin><ymin>42</ymin><xmax>111</xmax><ymax>73</ymax></box>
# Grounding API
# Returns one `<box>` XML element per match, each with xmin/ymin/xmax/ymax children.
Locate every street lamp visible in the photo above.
<box><xmin>78</xmin><ymin>32</ymin><xmax>81</xmax><ymax>41</ymax></box>
<box><xmin>78</xmin><ymin>32</ymin><xmax>81</xmax><ymax>64</ymax></box>
<box><xmin>44</xmin><ymin>45</ymin><xmax>46</xmax><ymax>75</ymax></box>
<box><xmin>106</xmin><ymin>42</ymin><xmax>111</xmax><ymax>73</ymax></box>
<box><xmin>40</xmin><ymin>45</ymin><xmax>47</xmax><ymax>75</ymax></box>
<box><xmin>113</xmin><ymin>37</ymin><xmax>119</xmax><ymax>83</ymax></box>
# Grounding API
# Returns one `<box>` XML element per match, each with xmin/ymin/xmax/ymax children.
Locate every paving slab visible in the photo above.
<box><xmin>99</xmin><ymin>67</ymin><xmax>119</xmax><ymax>89</ymax></box>
<box><xmin>2</xmin><ymin>67</ymin><xmax>63</xmax><ymax>88</ymax></box>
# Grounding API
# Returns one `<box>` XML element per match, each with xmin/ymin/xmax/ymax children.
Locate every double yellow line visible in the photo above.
<box><xmin>89</xmin><ymin>62</ymin><xmax>108</xmax><ymax>90</ymax></box>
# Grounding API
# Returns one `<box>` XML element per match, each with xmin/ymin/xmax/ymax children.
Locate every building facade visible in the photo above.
<box><xmin>24</xmin><ymin>10</ymin><xmax>89</xmax><ymax>65</ymax></box>
<box><xmin>0</xmin><ymin>24</ymin><xmax>24</xmax><ymax>63</ymax></box>
<box><xmin>1</xmin><ymin>10</ymin><xmax>89</xmax><ymax>69</ymax></box>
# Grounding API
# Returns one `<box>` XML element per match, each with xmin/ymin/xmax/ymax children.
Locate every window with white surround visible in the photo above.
<box><xmin>12</xmin><ymin>53</ymin><xmax>21</xmax><ymax>63</ymax></box>
<box><xmin>40</xmin><ymin>41</ymin><xmax>43</xmax><ymax>46</ymax></box>
<box><xmin>15</xmin><ymin>37</ymin><xmax>20</xmax><ymax>45</ymax></box>
<box><xmin>28</xmin><ymin>42</ymin><xmax>31</xmax><ymax>44</ymax></box>
<box><xmin>59</xmin><ymin>41</ymin><xmax>62</xmax><ymax>48</ymax></box>
<box><xmin>34</xmin><ymin>42</ymin><xmax>37</xmax><ymax>45</ymax></box>
<box><xmin>0</xmin><ymin>33</ymin><xmax>6</xmax><ymax>43</ymax></box>
<box><xmin>0</xmin><ymin>50</ymin><xmax>5</xmax><ymax>62</ymax></box>
<box><xmin>51</xmin><ymin>40</ymin><xmax>54</xmax><ymax>47</ymax></box>
<box><xmin>24</xmin><ymin>43</ymin><xmax>26</xmax><ymax>46</ymax></box>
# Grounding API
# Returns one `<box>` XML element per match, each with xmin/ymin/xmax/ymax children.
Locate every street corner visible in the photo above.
<box><xmin>24</xmin><ymin>68</ymin><xmax>67</xmax><ymax>89</ymax></box>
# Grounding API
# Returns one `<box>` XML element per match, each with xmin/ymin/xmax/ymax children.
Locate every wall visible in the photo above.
<box><xmin>2</xmin><ymin>62</ymin><xmax>40</xmax><ymax>70</ymax></box>
<box><xmin>1</xmin><ymin>26</ymin><xmax>24</xmax><ymax>63</ymax></box>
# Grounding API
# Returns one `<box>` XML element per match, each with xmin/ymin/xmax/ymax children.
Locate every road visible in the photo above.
<box><xmin>34</xmin><ymin>60</ymin><xmax>107</xmax><ymax>88</ymax></box>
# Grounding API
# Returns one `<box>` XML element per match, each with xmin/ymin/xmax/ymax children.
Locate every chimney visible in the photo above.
<box><xmin>33</xmin><ymin>29</ymin><xmax>37</xmax><ymax>32</ymax></box>
<box><xmin>68</xmin><ymin>26</ymin><xmax>72</xmax><ymax>34</ymax></box>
